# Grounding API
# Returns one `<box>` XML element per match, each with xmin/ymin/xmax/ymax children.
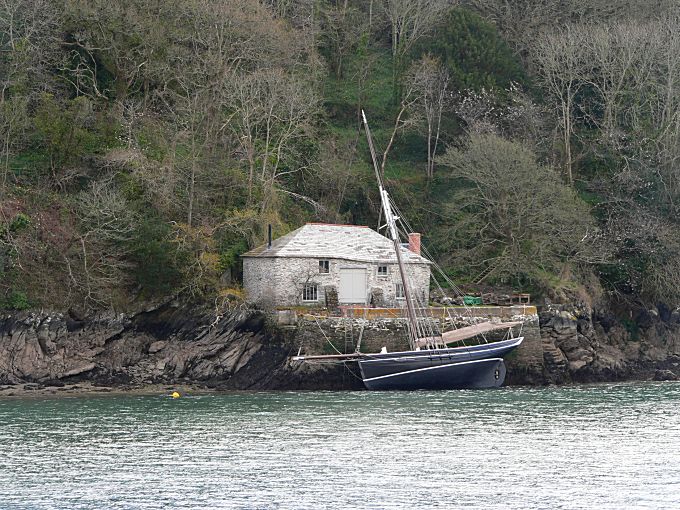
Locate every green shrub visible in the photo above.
<box><xmin>9</xmin><ymin>213</ymin><xmax>31</xmax><ymax>232</ymax></box>
<box><xmin>2</xmin><ymin>291</ymin><xmax>31</xmax><ymax>311</ymax></box>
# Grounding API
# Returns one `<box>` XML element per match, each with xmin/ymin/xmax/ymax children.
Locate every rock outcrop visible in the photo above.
<box><xmin>0</xmin><ymin>302</ymin><xmax>356</xmax><ymax>390</ymax></box>
<box><xmin>1</xmin><ymin>300</ymin><xmax>679</xmax><ymax>391</ymax></box>
<box><xmin>536</xmin><ymin>304</ymin><xmax>680</xmax><ymax>384</ymax></box>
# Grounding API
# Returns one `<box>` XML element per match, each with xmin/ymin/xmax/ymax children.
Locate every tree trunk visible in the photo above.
<box><xmin>432</xmin><ymin>105</ymin><xmax>443</xmax><ymax>179</ymax></box>
<box><xmin>427</xmin><ymin>121</ymin><xmax>433</xmax><ymax>179</ymax></box>
<box><xmin>563</xmin><ymin>98</ymin><xmax>573</xmax><ymax>186</ymax></box>
<box><xmin>188</xmin><ymin>158</ymin><xmax>196</xmax><ymax>227</ymax></box>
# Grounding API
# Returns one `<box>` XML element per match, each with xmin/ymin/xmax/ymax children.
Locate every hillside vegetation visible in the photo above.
<box><xmin>2</xmin><ymin>0</ymin><xmax>680</xmax><ymax>315</ymax></box>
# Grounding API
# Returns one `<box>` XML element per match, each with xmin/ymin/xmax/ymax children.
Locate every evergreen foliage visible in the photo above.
<box><xmin>418</xmin><ymin>8</ymin><xmax>526</xmax><ymax>92</ymax></box>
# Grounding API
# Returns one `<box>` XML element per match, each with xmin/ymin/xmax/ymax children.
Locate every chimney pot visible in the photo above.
<box><xmin>408</xmin><ymin>233</ymin><xmax>421</xmax><ymax>256</ymax></box>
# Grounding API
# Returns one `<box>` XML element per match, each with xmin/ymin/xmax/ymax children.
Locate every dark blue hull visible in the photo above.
<box><xmin>362</xmin><ymin>358</ymin><xmax>507</xmax><ymax>390</ymax></box>
<box><xmin>358</xmin><ymin>337</ymin><xmax>522</xmax><ymax>390</ymax></box>
<box><xmin>358</xmin><ymin>337</ymin><xmax>522</xmax><ymax>381</ymax></box>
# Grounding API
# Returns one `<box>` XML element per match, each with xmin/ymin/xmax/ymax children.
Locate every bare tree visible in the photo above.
<box><xmin>650</xmin><ymin>15</ymin><xmax>680</xmax><ymax>208</ymax></box>
<box><xmin>532</xmin><ymin>16</ymin><xmax>680</xmax><ymax>303</ymax></box>
<box><xmin>0</xmin><ymin>97</ymin><xmax>28</xmax><ymax>193</ymax></box>
<box><xmin>580</xmin><ymin>22</ymin><xmax>653</xmax><ymax>138</ymax></box>
<box><xmin>225</xmin><ymin>68</ymin><xmax>318</xmax><ymax>217</ymax></box>
<box><xmin>155</xmin><ymin>0</ymin><xmax>316</xmax><ymax>227</ymax></box>
<box><xmin>382</xmin><ymin>0</ymin><xmax>454</xmax><ymax>99</ymax></box>
<box><xmin>407</xmin><ymin>55</ymin><xmax>450</xmax><ymax>178</ymax></box>
<box><xmin>72</xmin><ymin>179</ymin><xmax>139</xmax><ymax>307</ymax></box>
<box><xmin>533</xmin><ymin>25</ymin><xmax>586</xmax><ymax>185</ymax></box>
<box><xmin>0</xmin><ymin>0</ymin><xmax>59</xmax><ymax>98</ymax></box>
<box><xmin>0</xmin><ymin>0</ymin><xmax>59</xmax><ymax>192</ymax></box>
<box><xmin>467</xmin><ymin>0</ymin><xmax>677</xmax><ymax>59</ymax></box>
<box><xmin>377</xmin><ymin>77</ymin><xmax>421</xmax><ymax>178</ymax></box>
<box><xmin>321</xmin><ymin>3</ymin><xmax>368</xmax><ymax>79</ymax></box>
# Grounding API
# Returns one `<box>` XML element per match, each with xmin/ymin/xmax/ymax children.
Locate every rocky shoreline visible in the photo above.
<box><xmin>0</xmin><ymin>301</ymin><xmax>356</xmax><ymax>393</ymax></box>
<box><xmin>533</xmin><ymin>304</ymin><xmax>680</xmax><ymax>384</ymax></box>
<box><xmin>1</xmin><ymin>300</ymin><xmax>679</xmax><ymax>394</ymax></box>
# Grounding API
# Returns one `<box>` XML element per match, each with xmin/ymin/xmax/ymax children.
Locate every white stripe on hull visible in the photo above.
<box><xmin>362</xmin><ymin>357</ymin><xmax>505</xmax><ymax>382</ymax></box>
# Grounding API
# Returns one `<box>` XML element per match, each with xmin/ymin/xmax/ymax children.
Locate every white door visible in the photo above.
<box><xmin>338</xmin><ymin>268</ymin><xmax>367</xmax><ymax>304</ymax></box>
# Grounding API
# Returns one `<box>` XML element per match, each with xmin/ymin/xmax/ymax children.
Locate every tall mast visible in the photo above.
<box><xmin>361</xmin><ymin>110</ymin><xmax>421</xmax><ymax>350</ymax></box>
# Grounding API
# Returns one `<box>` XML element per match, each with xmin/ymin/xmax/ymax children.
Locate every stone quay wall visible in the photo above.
<box><xmin>284</xmin><ymin>306</ymin><xmax>542</xmax><ymax>368</ymax></box>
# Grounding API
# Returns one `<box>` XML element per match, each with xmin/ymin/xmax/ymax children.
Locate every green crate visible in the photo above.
<box><xmin>463</xmin><ymin>296</ymin><xmax>483</xmax><ymax>306</ymax></box>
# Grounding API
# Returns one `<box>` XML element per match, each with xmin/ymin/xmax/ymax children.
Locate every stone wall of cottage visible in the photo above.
<box><xmin>243</xmin><ymin>256</ymin><xmax>430</xmax><ymax>308</ymax></box>
<box><xmin>242</xmin><ymin>258</ymin><xmax>277</xmax><ymax>307</ymax></box>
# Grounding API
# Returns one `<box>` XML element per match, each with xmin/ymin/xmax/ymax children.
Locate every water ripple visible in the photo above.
<box><xmin>0</xmin><ymin>382</ymin><xmax>679</xmax><ymax>509</ymax></box>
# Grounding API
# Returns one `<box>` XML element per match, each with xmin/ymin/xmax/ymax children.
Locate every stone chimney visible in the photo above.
<box><xmin>408</xmin><ymin>233</ymin><xmax>421</xmax><ymax>255</ymax></box>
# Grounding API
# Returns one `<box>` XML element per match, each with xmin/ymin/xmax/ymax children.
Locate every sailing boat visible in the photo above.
<box><xmin>293</xmin><ymin>111</ymin><xmax>524</xmax><ymax>390</ymax></box>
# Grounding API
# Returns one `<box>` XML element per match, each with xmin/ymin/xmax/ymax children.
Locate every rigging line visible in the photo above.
<box><xmin>417</xmin><ymin>248</ymin><xmax>473</xmax><ymax>314</ymax></box>
<box><xmin>404</xmin><ymin>264</ymin><xmax>438</xmax><ymax>342</ymax></box>
<box><xmin>415</xmin><ymin>284</ymin><xmax>435</xmax><ymax>341</ymax></box>
<box><xmin>390</xmin><ymin>199</ymin><xmax>466</xmax><ymax>295</ymax></box>
<box><xmin>400</xmin><ymin>271</ymin><xmax>424</xmax><ymax>339</ymax></box>
<box><xmin>393</xmin><ymin>217</ymin><xmax>468</xmax><ymax>303</ymax></box>
<box><xmin>423</xmin><ymin>273</ymin><xmax>471</xmax><ymax>344</ymax></box>
<box><xmin>342</xmin><ymin>360</ymin><xmax>364</xmax><ymax>381</ymax></box>
<box><xmin>391</xmin><ymin>208</ymin><xmax>454</xmax><ymax>290</ymax></box>
<box><xmin>400</xmin><ymin>260</ymin><xmax>442</xmax><ymax>348</ymax></box>
<box><xmin>393</xmin><ymin>217</ymin><xmax>466</xmax><ymax>332</ymax></box>
<box><xmin>394</xmin><ymin>219</ymin><xmax>492</xmax><ymax>346</ymax></box>
<box><xmin>392</xmin><ymin>202</ymin><xmax>457</xmax><ymax>289</ymax></box>
<box><xmin>383</xmin><ymin>174</ymin><xmax>446</xmax><ymax>225</ymax></box>
<box><xmin>355</xmin><ymin>309</ymin><xmax>367</xmax><ymax>353</ymax></box>
<box><xmin>397</xmin><ymin>286</ymin><xmax>426</xmax><ymax>342</ymax></box>
<box><xmin>312</xmin><ymin>315</ymin><xmax>343</xmax><ymax>356</ymax></box>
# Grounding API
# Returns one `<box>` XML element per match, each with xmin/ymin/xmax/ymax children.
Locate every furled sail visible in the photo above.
<box><xmin>416</xmin><ymin>321</ymin><xmax>522</xmax><ymax>347</ymax></box>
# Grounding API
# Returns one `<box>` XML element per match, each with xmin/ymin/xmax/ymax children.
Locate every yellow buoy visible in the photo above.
<box><xmin>171</xmin><ymin>391</ymin><xmax>181</xmax><ymax>399</ymax></box>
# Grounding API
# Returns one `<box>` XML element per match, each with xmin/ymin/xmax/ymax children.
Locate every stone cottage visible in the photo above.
<box><xmin>242</xmin><ymin>223</ymin><xmax>431</xmax><ymax>308</ymax></box>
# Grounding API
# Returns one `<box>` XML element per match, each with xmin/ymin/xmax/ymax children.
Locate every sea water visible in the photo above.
<box><xmin>0</xmin><ymin>382</ymin><xmax>678</xmax><ymax>509</ymax></box>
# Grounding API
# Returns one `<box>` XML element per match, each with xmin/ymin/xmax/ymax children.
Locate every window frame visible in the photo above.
<box><xmin>377</xmin><ymin>265</ymin><xmax>388</xmax><ymax>277</ymax></box>
<box><xmin>302</xmin><ymin>283</ymin><xmax>319</xmax><ymax>302</ymax></box>
<box><xmin>395</xmin><ymin>283</ymin><xmax>405</xmax><ymax>300</ymax></box>
<box><xmin>318</xmin><ymin>260</ymin><xmax>330</xmax><ymax>274</ymax></box>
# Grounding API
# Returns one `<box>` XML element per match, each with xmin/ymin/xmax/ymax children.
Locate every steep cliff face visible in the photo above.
<box><xmin>0</xmin><ymin>303</ymin><xmax>354</xmax><ymax>390</ymax></box>
<box><xmin>1</xmin><ymin>303</ymin><xmax>678</xmax><ymax>391</ymax></box>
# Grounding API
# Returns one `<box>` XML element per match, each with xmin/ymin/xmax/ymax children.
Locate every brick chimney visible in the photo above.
<box><xmin>408</xmin><ymin>233</ymin><xmax>421</xmax><ymax>255</ymax></box>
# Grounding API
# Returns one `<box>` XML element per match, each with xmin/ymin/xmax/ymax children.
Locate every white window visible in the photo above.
<box><xmin>377</xmin><ymin>265</ymin><xmax>388</xmax><ymax>276</ymax></box>
<box><xmin>395</xmin><ymin>283</ymin><xmax>405</xmax><ymax>300</ymax></box>
<box><xmin>319</xmin><ymin>260</ymin><xmax>330</xmax><ymax>274</ymax></box>
<box><xmin>303</xmin><ymin>283</ymin><xmax>318</xmax><ymax>302</ymax></box>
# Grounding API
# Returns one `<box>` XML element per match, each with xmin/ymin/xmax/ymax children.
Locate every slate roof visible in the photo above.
<box><xmin>242</xmin><ymin>223</ymin><xmax>431</xmax><ymax>264</ymax></box>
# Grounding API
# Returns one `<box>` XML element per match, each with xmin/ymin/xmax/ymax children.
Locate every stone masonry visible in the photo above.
<box><xmin>243</xmin><ymin>256</ymin><xmax>430</xmax><ymax>308</ymax></box>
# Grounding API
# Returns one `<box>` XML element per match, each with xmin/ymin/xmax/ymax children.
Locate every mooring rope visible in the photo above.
<box><xmin>312</xmin><ymin>314</ymin><xmax>343</xmax><ymax>355</ymax></box>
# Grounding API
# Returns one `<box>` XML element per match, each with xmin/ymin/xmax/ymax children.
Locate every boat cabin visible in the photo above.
<box><xmin>241</xmin><ymin>223</ymin><xmax>431</xmax><ymax>308</ymax></box>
